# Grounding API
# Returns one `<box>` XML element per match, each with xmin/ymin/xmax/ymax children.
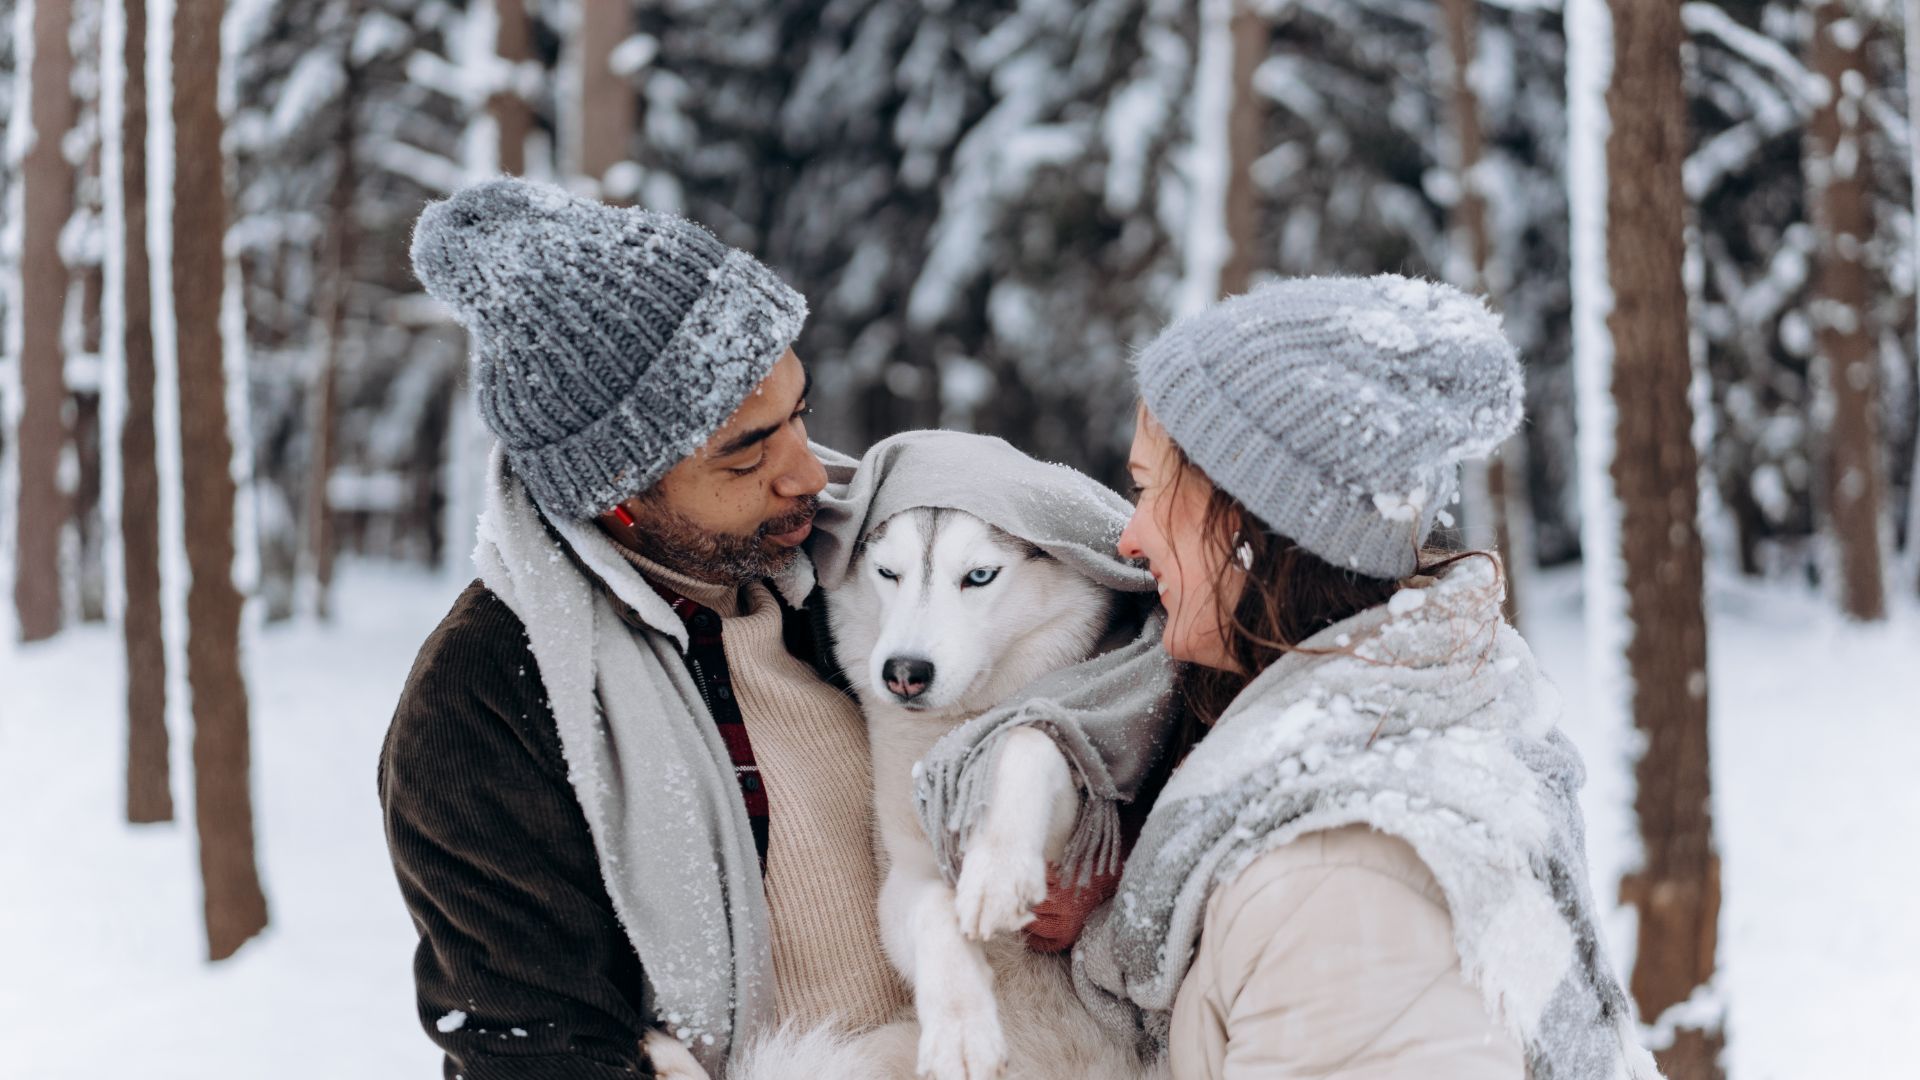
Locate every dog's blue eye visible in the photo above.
<box><xmin>964</xmin><ymin>567</ymin><xmax>1000</xmax><ymax>588</ymax></box>
<box><xmin>876</xmin><ymin>566</ymin><xmax>898</xmax><ymax>581</ymax></box>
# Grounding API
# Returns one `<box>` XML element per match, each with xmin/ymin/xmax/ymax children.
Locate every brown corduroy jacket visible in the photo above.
<box><xmin>379</xmin><ymin>578</ymin><xmax>841</xmax><ymax>1079</ymax></box>
<box><xmin>381</xmin><ymin>581</ymin><xmax>657</xmax><ymax>1078</ymax></box>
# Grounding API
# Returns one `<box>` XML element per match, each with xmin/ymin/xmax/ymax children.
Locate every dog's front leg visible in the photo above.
<box><xmin>953</xmin><ymin>725</ymin><xmax>1079</xmax><ymax>942</ymax></box>
<box><xmin>881</xmin><ymin>869</ymin><xmax>1008</xmax><ymax>1080</ymax></box>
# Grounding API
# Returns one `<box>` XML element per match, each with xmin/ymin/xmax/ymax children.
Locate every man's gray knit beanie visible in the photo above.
<box><xmin>1135</xmin><ymin>274</ymin><xmax>1523</xmax><ymax>580</ymax></box>
<box><xmin>410</xmin><ymin>178</ymin><xmax>807</xmax><ymax>519</ymax></box>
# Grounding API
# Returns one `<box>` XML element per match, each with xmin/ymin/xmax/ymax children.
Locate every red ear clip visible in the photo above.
<box><xmin>610</xmin><ymin>505</ymin><xmax>637</xmax><ymax>528</ymax></box>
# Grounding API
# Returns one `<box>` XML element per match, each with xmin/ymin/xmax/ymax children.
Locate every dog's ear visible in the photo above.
<box><xmin>854</xmin><ymin>516</ymin><xmax>892</xmax><ymax>561</ymax></box>
<box><xmin>986</xmin><ymin>523</ymin><xmax>1048</xmax><ymax>561</ymax></box>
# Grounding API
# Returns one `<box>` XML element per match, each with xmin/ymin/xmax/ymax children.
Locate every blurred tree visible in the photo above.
<box><xmin>1569</xmin><ymin>0</ymin><xmax>1724</xmax><ymax>1074</ymax></box>
<box><xmin>300</xmin><ymin>5</ymin><xmax>362</xmax><ymax>623</ymax></box>
<box><xmin>1907</xmin><ymin>0</ymin><xmax>1920</xmax><ymax>596</ymax></box>
<box><xmin>573</xmin><ymin>0</ymin><xmax>635</xmax><ymax>199</ymax></box>
<box><xmin>103</xmin><ymin>0</ymin><xmax>172</xmax><ymax>822</ymax></box>
<box><xmin>1439</xmin><ymin>0</ymin><xmax>1528</xmax><ymax>626</ymax></box>
<box><xmin>70</xmin><ymin>0</ymin><xmax>111</xmax><ymax>625</ymax></box>
<box><xmin>231</xmin><ymin>0</ymin><xmax>471</xmax><ymax>612</ymax></box>
<box><xmin>14</xmin><ymin>0</ymin><xmax>77</xmax><ymax>642</ymax></box>
<box><xmin>1806</xmin><ymin>0</ymin><xmax>1889</xmax><ymax>620</ymax></box>
<box><xmin>1218</xmin><ymin>0</ymin><xmax>1266</xmax><ymax>300</ymax></box>
<box><xmin>628</xmin><ymin>0</ymin><xmax>1199</xmax><ymax>483</ymax></box>
<box><xmin>172</xmin><ymin>0</ymin><xmax>269</xmax><ymax>962</ymax></box>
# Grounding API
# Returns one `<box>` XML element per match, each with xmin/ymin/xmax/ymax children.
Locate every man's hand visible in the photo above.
<box><xmin>642</xmin><ymin>1029</ymin><xmax>712</xmax><ymax>1080</ymax></box>
<box><xmin>1021</xmin><ymin>863</ymin><xmax>1122</xmax><ymax>953</ymax></box>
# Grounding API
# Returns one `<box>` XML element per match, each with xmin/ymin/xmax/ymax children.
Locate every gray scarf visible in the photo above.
<box><xmin>809</xmin><ymin>430</ymin><xmax>1182</xmax><ymax>885</ymax></box>
<box><xmin>474</xmin><ymin>447</ymin><xmax>814</xmax><ymax>1075</ymax></box>
<box><xmin>1072</xmin><ymin>556</ymin><xmax>1663</xmax><ymax>1079</ymax></box>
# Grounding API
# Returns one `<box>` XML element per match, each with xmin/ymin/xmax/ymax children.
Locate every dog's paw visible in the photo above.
<box><xmin>953</xmin><ymin>834</ymin><xmax>1047</xmax><ymax>942</ymax></box>
<box><xmin>642</xmin><ymin>1028</ymin><xmax>712</xmax><ymax>1080</ymax></box>
<box><xmin>916</xmin><ymin>1009</ymin><xmax>1008</xmax><ymax>1080</ymax></box>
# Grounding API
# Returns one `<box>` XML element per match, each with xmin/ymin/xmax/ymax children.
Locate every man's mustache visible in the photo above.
<box><xmin>759</xmin><ymin>496</ymin><xmax>819</xmax><ymax>538</ymax></box>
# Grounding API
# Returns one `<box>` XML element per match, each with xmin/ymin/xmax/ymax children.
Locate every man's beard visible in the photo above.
<box><xmin>626</xmin><ymin>495</ymin><xmax>819</xmax><ymax>587</ymax></box>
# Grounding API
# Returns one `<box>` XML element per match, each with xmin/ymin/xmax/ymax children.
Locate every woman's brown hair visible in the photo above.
<box><xmin>1154</xmin><ymin>437</ymin><xmax>1493</xmax><ymax>747</ymax></box>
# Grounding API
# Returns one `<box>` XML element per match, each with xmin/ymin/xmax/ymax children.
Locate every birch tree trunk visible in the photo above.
<box><xmin>108</xmin><ymin>0</ymin><xmax>172</xmax><ymax>822</ymax></box>
<box><xmin>173</xmin><ymin>0</ymin><xmax>268</xmax><ymax>961</ymax></box>
<box><xmin>1440</xmin><ymin>0</ymin><xmax>1528</xmax><ymax>627</ymax></box>
<box><xmin>1806</xmin><ymin>0</ymin><xmax>1888</xmax><ymax>620</ymax></box>
<box><xmin>1568</xmin><ymin>0</ymin><xmax>1723</xmax><ymax>1074</ymax></box>
<box><xmin>15</xmin><ymin>0</ymin><xmax>77</xmax><ymax>643</ymax></box>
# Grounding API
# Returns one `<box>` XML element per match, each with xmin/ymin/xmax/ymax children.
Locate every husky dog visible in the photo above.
<box><xmin>724</xmin><ymin>507</ymin><xmax>1159</xmax><ymax>1080</ymax></box>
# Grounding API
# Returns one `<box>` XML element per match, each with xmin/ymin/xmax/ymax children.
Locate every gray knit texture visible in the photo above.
<box><xmin>1135</xmin><ymin>274</ymin><xmax>1523</xmax><ymax>579</ymax></box>
<box><xmin>410</xmin><ymin>178</ymin><xmax>808</xmax><ymax>519</ymax></box>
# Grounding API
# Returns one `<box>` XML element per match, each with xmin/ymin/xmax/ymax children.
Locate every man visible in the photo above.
<box><xmin>382</xmin><ymin>179</ymin><xmax>1092</xmax><ymax>1080</ymax></box>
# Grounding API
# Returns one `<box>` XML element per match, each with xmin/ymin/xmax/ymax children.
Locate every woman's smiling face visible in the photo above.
<box><xmin>1117</xmin><ymin>406</ymin><xmax>1242</xmax><ymax>672</ymax></box>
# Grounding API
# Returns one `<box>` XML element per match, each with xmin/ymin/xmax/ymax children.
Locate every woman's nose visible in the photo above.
<box><xmin>1117</xmin><ymin>513</ymin><xmax>1146</xmax><ymax>561</ymax></box>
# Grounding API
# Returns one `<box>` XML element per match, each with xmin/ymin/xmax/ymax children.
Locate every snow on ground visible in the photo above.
<box><xmin>0</xmin><ymin>560</ymin><xmax>1914</xmax><ymax>1078</ymax></box>
<box><xmin>0</xmin><ymin>562</ymin><xmax>446</xmax><ymax>1080</ymax></box>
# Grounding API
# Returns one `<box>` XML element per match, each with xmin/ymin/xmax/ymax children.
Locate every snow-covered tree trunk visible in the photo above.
<box><xmin>1567</xmin><ymin>0</ymin><xmax>1723</xmax><ymax>1075</ymax></box>
<box><xmin>1440</xmin><ymin>0</ymin><xmax>1528</xmax><ymax>628</ymax></box>
<box><xmin>103</xmin><ymin>0</ymin><xmax>171</xmax><ymax>823</ymax></box>
<box><xmin>1181</xmin><ymin>0</ymin><xmax>1236</xmax><ymax>317</ymax></box>
<box><xmin>1218</xmin><ymin>0</ymin><xmax>1266</xmax><ymax>299</ymax></box>
<box><xmin>14</xmin><ymin>0</ymin><xmax>77</xmax><ymax>643</ymax></box>
<box><xmin>442</xmin><ymin>0</ymin><xmax>533</xmax><ymax>580</ymax></box>
<box><xmin>573</xmin><ymin>0</ymin><xmax>634</xmax><ymax>200</ymax></box>
<box><xmin>1907</xmin><ymin>0</ymin><xmax>1920</xmax><ymax>597</ymax></box>
<box><xmin>1806</xmin><ymin>0</ymin><xmax>1888</xmax><ymax>620</ymax></box>
<box><xmin>70</xmin><ymin>0</ymin><xmax>109</xmax><ymax>625</ymax></box>
<box><xmin>169</xmin><ymin>0</ymin><xmax>267</xmax><ymax>962</ymax></box>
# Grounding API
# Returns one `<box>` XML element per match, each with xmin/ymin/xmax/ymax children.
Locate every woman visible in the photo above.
<box><xmin>1077</xmin><ymin>275</ymin><xmax>1660</xmax><ymax>1079</ymax></box>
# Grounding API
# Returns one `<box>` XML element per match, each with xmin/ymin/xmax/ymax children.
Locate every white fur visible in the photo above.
<box><xmin>728</xmin><ymin>509</ymin><xmax>1163</xmax><ymax>1080</ymax></box>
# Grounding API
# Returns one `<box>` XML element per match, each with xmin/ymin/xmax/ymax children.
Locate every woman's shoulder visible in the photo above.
<box><xmin>1208</xmin><ymin>825</ymin><xmax>1450</xmax><ymax>934</ymax></box>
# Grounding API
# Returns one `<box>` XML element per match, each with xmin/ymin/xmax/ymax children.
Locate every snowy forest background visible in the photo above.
<box><xmin>1</xmin><ymin>1</ymin><xmax>1915</xmax><ymax>1078</ymax></box>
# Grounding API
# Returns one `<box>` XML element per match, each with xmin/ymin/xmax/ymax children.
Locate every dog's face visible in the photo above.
<box><xmin>829</xmin><ymin>508</ymin><xmax>1110</xmax><ymax>717</ymax></box>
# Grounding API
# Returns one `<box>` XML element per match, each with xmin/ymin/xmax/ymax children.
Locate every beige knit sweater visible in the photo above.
<box><xmin>623</xmin><ymin>551</ymin><xmax>910</xmax><ymax>1033</ymax></box>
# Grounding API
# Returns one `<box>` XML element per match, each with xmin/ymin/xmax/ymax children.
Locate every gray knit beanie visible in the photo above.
<box><xmin>1135</xmin><ymin>275</ymin><xmax>1523</xmax><ymax>580</ymax></box>
<box><xmin>410</xmin><ymin>178</ymin><xmax>807</xmax><ymax>519</ymax></box>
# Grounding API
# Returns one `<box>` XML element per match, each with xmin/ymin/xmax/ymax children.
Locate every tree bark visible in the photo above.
<box><xmin>16</xmin><ymin>0</ymin><xmax>78</xmax><ymax>642</ymax></box>
<box><xmin>1217</xmin><ymin>0</ymin><xmax>1265</xmax><ymax>298</ymax></box>
<box><xmin>1806</xmin><ymin>0</ymin><xmax>1888</xmax><ymax>620</ymax></box>
<box><xmin>1601</xmin><ymin>2</ymin><xmax>1723</xmax><ymax>1074</ymax></box>
<box><xmin>493</xmin><ymin>0</ymin><xmax>533</xmax><ymax>176</ymax></box>
<box><xmin>118</xmin><ymin>0</ymin><xmax>173</xmax><ymax>824</ymax></box>
<box><xmin>1440</xmin><ymin>0</ymin><xmax>1526</xmax><ymax>628</ymax></box>
<box><xmin>174</xmin><ymin>0</ymin><xmax>269</xmax><ymax>962</ymax></box>
<box><xmin>303</xmin><ymin>47</ymin><xmax>358</xmax><ymax>622</ymax></box>
<box><xmin>576</xmin><ymin>0</ymin><xmax>635</xmax><ymax>197</ymax></box>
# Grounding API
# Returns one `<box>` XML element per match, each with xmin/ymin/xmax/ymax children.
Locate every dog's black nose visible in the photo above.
<box><xmin>883</xmin><ymin>657</ymin><xmax>935</xmax><ymax>702</ymax></box>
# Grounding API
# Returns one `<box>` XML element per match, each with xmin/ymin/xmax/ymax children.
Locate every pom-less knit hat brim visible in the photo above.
<box><xmin>1135</xmin><ymin>275</ymin><xmax>1523</xmax><ymax>580</ymax></box>
<box><xmin>411</xmin><ymin>179</ymin><xmax>807</xmax><ymax>520</ymax></box>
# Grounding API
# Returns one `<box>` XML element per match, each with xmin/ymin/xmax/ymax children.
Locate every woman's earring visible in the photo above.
<box><xmin>1232</xmin><ymin>531</ymin><xmax>1254</xmax><ymax>571</ymax></box>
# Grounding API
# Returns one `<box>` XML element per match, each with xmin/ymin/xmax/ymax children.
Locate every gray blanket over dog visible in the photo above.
<box><xmin>811</xmin><ymin>430</ymin><xmax>1181</xmax><ymax>884</ymax></box>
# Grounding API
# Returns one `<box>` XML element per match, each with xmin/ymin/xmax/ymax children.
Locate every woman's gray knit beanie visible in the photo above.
<box><xmin>410</xmin><ymin>178</ymin><xmax>807</xmax><ymax>519</ymax></box>
<box><xmin>1135</xmin><ymin>274</ymin><xmax>1523</xmax><ymax>580</ymax></box>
